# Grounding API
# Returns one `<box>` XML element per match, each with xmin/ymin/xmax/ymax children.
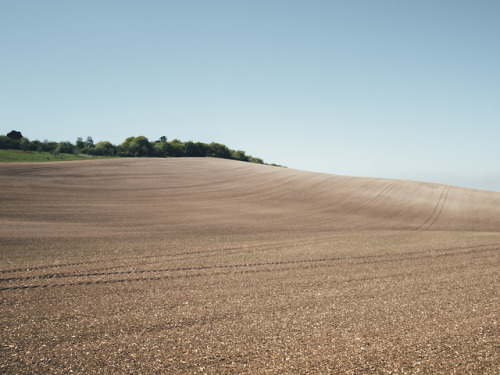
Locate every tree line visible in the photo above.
<box><xmin>0</xmin><ymin>130</ymin><xmax>265</xmax><ymax>164</ymax></box>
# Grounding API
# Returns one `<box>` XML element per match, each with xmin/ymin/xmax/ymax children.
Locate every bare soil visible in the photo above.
<box><xmin>1</xmin><ymin>158</ymin><xmax>499</xmax><ymax>374</ymax></box>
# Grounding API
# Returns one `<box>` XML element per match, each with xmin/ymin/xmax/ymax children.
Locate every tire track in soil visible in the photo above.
<box><xmin>418</xmin><ymin>185</ymin><xmax>451</xmax><ymax>231</ymax></box>
<box><xmin>425</xmin><ymin>185</ymin><xmax>452</xmax><ymax>230</ymax></box>
<box><xmin>2</xmin><ymin>245</ymin><xmax>496</xmax><ymax>284</ymax></box>
<box><xmin>303</xmin><ymin>181</ymin><xmax>399</xmax><ymax>226</ymax></box>
<box><xmin>297</xmin><ymin>177</ymin><xmax>357</xmax><ymax>203</ymax></box>
<box><xmin>0</xmin><ymin>235</ymin><xmax>345</xmax><ymax>275</ymax></box>
<box><xmin>0</xmin><ymin>244</ymin><xmax>270</xmax><ymax>274</ymax></box>
<box><xmin>0</xmin><ymin>268</ymin><xmax>406</xmax><ymax>292</ymax></box>
<box><xmin>0</xmin><ymin>165</ymin><xmax>58</xmax><ymax>176</ymax></box>
<box><xmin>1</xmin><ymin>251</ymin><xmax>495</xmax><ymax>293</ymax></box>
<box><xmin>0</xmin><ymin>241</ymin><xmax>497</xmax><ymax>281</ymax></box>
<box><xmin>255</xmin><ymin>179</ymin><xmax>382</xmax><ymax>229</ymax></box>
<box><xmin>347</xmin><ymin>181</ymin><xmax>399</xmax><ymax>212</ymax></box>
<box><xmin>1</xmin><ymin>241</ymin><xmax>496</xmax><ymax>282</ymax></box>
<box><xmin>1</xmin><ymin>244</ymin><xmax>497</xmax><ymax>291</ymax></box>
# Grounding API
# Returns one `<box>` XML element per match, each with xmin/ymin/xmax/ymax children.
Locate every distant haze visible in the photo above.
<box><xmin>2</xmin><ymin>1</ymin><xmax>499</xmax><ymax>191</ymax></box>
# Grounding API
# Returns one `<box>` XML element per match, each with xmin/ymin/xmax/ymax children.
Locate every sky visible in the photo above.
<box><xmin>1</xmin><ymin>0</ymin><xmax>499</xmax><ymax>191</ymax></box>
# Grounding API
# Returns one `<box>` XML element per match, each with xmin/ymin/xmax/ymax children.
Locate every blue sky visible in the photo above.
<box><xmin>2</xmin><ymin>1</ymin><xmax>499</xmax><ymax>191</ymax></box>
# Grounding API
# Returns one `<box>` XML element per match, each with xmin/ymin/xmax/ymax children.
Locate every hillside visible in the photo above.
<box><xmin>1</xmin><ymin>157</ymin><xmax>498</xmax><ymax>238</ymax></box>
<box><xmin>1</xmin><ymin>158</ymin><xmax>499</xmax><ymax>373</ymax></box>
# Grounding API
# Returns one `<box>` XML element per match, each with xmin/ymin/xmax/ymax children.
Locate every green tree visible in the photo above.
<box><xmin>118</xmin><ymin>137</ymin><xmax>134</xmax><ymax>156</ymax></box>
<box><xmin>0</xmin><ymin>132</ymin><xmax>268</xmax><ymax>164</ymax></box>
<box><xmin>185</xmin><ymin>141</ymin><xmax>207</xmax><ymax>157</ymax></box>
<box><xmin>0</xmin><ymin>135</ymin><xmax>17</xmax><ymax>149</ymax></box>
<box><xmin>44</xmin><ymin>141</ymin><xmax>58</xmax><ymax>152</ymax></box>
<box><xmin>230</xmin><ymin>150</ymin><xmax>249</xmax><ymax>162</ymax></box>
<box><xmin>76</xmin><ymin>137</ymin><xmax>85</xmax><ymax>149</ymax></box>
<box><xmin>85</xmin><ymin>136</ymin><xmax>94</xmax><ymax>148</ymax></box>
<box><xmin>56</xmin><ymin>141</ymin><xmax>74</xmax><ymax>154</ymax></box>
<box><xmin>29</xmin><ymin>140</ymin><xmax>46</xmax><ymax>152</ymax></box>
<box><xmin>165</xmin><ymin>139</ymin><xmax>186</xmax><ymax>157</ymax></box>
<box><xmin>133</xmin><ymin>136</ymin><xmax>151</xmax><ymax>156</ymax></box>
<box><xmin>1</xmin><ymin>131</ymin><xmax>22</xmax><ymax>149</ymax></box>
<box><xmin>118</xmin><ymin>136</ymin><xmax>151</xmax><ymax>157</ymax></box>
<box><xmin>152</xmin><ymin>136</ymin><xmax>168</xmax><ymax>157</ymax></box>
<box><xmin>7</xmin><ymin>130</ymin><xmax>23</xmax><ymax>140</ymax></box>
<box><xmin>19</xmin><ymin>137</ymin><xmax>30</xmax><ymax>151</ymax></box>
<box><xmin>248</xmin><ymin>156</ymin><xmax>264</xmax><ymax>164</ymax></box>
<box><xmin>207</xmin><ymin>143</ymin><xmax>231</xmax><ymax>159</ymax></box>
<box><xmin>94</xmin><ymin>141</ymin><xmax>116</xmax><ymax>156</ymax></box>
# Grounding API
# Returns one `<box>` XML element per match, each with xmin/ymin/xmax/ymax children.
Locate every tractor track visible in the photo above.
<box><xmin>1</xmin><ymin>243</ymin><xmax>497</xmax><ymax>291</ymax></box>
<box><xmin>418</xmin><ymin>185</ymin><xmax>452</xmax><ymax>231</ymax></box>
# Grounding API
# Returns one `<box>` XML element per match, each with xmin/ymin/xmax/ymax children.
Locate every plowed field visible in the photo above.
<box><xmin>1</xmin><ymin>158</ymin><xmax>499</xmax><ymax>374</ymax></box>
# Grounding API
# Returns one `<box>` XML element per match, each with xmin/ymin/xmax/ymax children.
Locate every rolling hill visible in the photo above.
<box><xmin>1</xmin><ymin>157</ymin><xmax>498</xmax><ymax>238</ymax></box>
<box><xmin>1</xmin><ymin>158</ymin><xmax>499</xmax><ymax>373</ymax></box>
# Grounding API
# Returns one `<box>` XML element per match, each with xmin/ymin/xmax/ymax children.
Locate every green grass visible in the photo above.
<box><xmin>0</xmin><ymin>149</ymin><xmax>112</xmax><ymax>163</ymax></box>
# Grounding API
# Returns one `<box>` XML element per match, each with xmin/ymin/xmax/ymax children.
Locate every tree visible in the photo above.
<box><xmin>151</xmin><ymin>142</ymin><xmax>165</xmax><ymax>157</ymax></box>
<box><xmin>94</xmin><ymin>141</ymin><xmax>116</xmax><ymax>156</ymax></box>
<box><xmin>0</xmin><ymin>132</ymin><xmax>268</xmax><ymax>164</ymax></box>
<box><xmin>29</xmin><ymin>140</ymin><xmax>46</xmax><ymax>152</ymax></box>
<box><xmin>0</xmin><ymin>135</ymin><xmax>11</xmax><ymax>149</ymax></box>
<box><xmin>1</xmin><ymin>132</ymin><xmax>23</xmax><ymax>149</ymax></box>
<box><xmin>248</xmin><ymin>156</ymin><xmax>264</xmax><ymax>164</ymax></box>
<box><xmin>20</xmin><ymin>137</ymin><xmax>30</xmax><ymax>151</ymax></box>
<box><xmin>118</xmin><ymin>137</ymin><xmax>134</xmax><ymax>156</ymax></box>
<box><xmin>118</xmin><ymin>136</ymin><xmax>151</xmax><ymax>157</ymax></box>
<box><xmin>56</xmin><ymin>141</ymin><xmax>74</xmax><ymax>154</ymax></box>
<box><xmin>132</xmin><ymin>136</ymin><xmax>151</xmax><ymax>156</ymax></box>
<box><xmin>207</xmin><ymin>143</ymin><xmax>231</xmax><ymax>159</ymax></box>
<box><xmin>185</xmin><ymin>141</ymin><xmax>207</xmax><ymax>157</ymax></box>
<box><xmin>43</xmin><ymin>140</ymin><xmax>58</xmax><ymax>152</ymax></box>
<box><xmin>230</xmin><ymin>150</ymin><xmax>249</xmax><ymax>162</ymax></box>
<box><xmin>7</xmin><ymin>130</ymin><xmax>23</xmax><ymax>140</ymax></box>
<box><xmin>165</xmin><ymin>139</ymin><xmax>186</xmax><ymax>157</ymax></box>
<box><xmin>85</xmin><ymin>136</ymin><xmax>94</xmax><ymax>148</ymax></box>
<box><xmin>76</xmin><ymin>137</ymin><xmax>85</xmax><ymax>149</ymax></box>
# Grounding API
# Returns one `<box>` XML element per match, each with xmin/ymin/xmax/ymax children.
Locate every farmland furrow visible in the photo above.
<box><xmin>1</xmin><ymin>242</ymin><xmax>495</xmax><ymax>281</ymax></box>
<box><xmin>345</xmin><ymin>181</ymin><xmax>400</xmax><ymax>212</ymax></box>
<box><xmin>2</xmin><ymin>158</ymin><xmax>500</xmax><ymax>374</ymax></box>
<box><xmin>1</xmin><ymin>251</ymin><xmax>495</xmax><ymax>292</ymax></box>
<box><xmin>1</xmin><ymin>244</ymin><xmax>497</xmax><ymax>291</ymax></box>
<box><xmin>418</xmin><ymin>185</ymin><xmax>451</xmax><ymax>231</ymax></box>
